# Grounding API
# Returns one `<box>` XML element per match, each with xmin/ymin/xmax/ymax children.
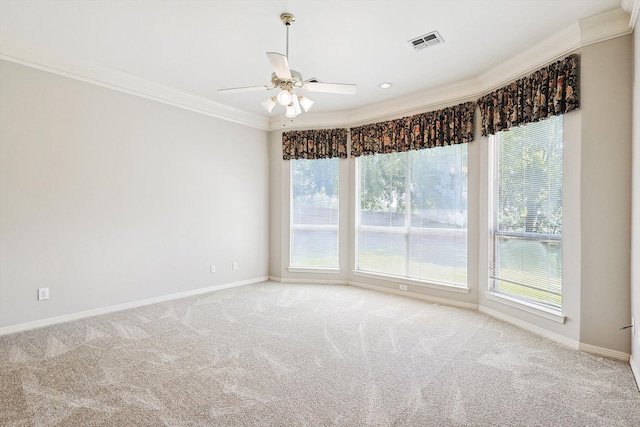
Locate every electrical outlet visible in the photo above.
<box><xmin>38</xmin><ymin>288</ymin><xmax>49</xmax><ymax>301</ymax></box>
<box><xmin>399</xmin><ymin>284</ymin><xmax>408</xmax><ymax>291</ymax></box>
<box><xmin>210</xmin><ymin>265</ymin><xmax>216</xmax><ymax>273</ymax></box>
<box><xmin>232</xmin><ymin>262</ymin><xmax>238</xmax><ymax>270</ymax></box>
<box><xmin>633</xmin><ymin>317</ymin><xmax>636</xmax><ymax>336</ymax></box>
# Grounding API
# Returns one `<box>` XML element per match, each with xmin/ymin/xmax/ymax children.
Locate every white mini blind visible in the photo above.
<box><xmin>290</xmin><ymin>158</ymin><xmax>339</xmax><ymax>268</ymax></box>
<box><xmin>490</xmin><ymin>115</ymin><xmax>563</xmax><ymax>310</ymax></box>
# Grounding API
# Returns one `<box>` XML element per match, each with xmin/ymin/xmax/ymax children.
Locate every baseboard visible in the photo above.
<box><xmin>630</xmin><ymin>354</ymin><xmax>640</xmax><ymax>391</ymax></box>
<box><xmin>270</xmin><ymin>275</ymin><xmax>348</xmax><ymax>285</ymax></box>
<box><xmin>280</xmin><ymin>278</ymin><xmax>348</xmax><ymax>285</ymax></box>
<box><xmin>478</xmin><ymin>305</ymin><xmax>580</xmax><ymax>351</ymax></box>
<box><xmin>578</xmin><ymin>343</ymin><xmax>630</xmax><ymax>362</ymax></box>
<box><xmin>348</xmin><ymin>280</ymin><xmax>478</xmax><ymax>310</ymax></box>
<box><xmin>478</xmin><ymin>305</ymin><xmax>631</xmax><ymax>362</ymax></box>
<box><xmin>0</xmin><ymin>276</ymin><xmax>268</xmax><ymax>336</ymax></box>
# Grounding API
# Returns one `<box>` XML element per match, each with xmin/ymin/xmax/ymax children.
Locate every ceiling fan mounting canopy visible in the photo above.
<box><xmin>280</xmin><ymin>13</ymin><xmax>295</xmax><ymax>26</ymax></box>
<box><xmin>218</xmin><ymin>11</ymin><xmax>357</xmax><ymax>118</ymax></box>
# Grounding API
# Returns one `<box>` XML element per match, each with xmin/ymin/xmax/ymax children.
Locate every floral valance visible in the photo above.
<box><xmin>478</xmin><ymin>54</ymin><xmax>580</xmax><ymax>136</ymax></box>
<box><xmin>282</xmin><ymin>128</ymin><xmax>348</xmax><ymax>160</ymax></box>
<box><xmin>350</xmin><ymin>101</ymin><xmax>475</xmax><ymax>157</ymax></box>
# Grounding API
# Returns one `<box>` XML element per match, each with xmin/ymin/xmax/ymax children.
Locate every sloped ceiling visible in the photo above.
<box><xmin>0</xmin><ymin>0</ymin><xmax>633</xmax><ymax>129</ymax></box>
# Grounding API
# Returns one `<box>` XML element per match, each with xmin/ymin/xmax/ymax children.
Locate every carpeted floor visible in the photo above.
<box><xmin>1</xmin><ymin>281</ymin><xmax>639</xmax><ymax>426</ymax></box>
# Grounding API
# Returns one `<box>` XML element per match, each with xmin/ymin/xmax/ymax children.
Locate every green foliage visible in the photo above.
<box><xmin>292</xmin><ymin>158</ymin><xmax>339</xmax><ymax>208</ymax></box>
<box><xmin>410</xmin><ymin>146</ymin><xmax>468</xmax><ymax>213</ymax></box>
<box><xmin>359</xmin><ymin>145</ymin><xmax>468</xmax><ymax>214</ymax></box>
<box><xmin>360</xmin><ymin>152</ymin><xmax>406</xmax><ymax>212</ymax></box>
<box><xmin>497</xmin><ymin>116</ymin><xmax>563</xmax><ymax>234</ymax></box>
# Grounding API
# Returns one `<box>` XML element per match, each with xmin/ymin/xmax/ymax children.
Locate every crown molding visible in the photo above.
<box><xmin>0</xmin><ymin>42</ymin><xmax>270</xmax><ymax>130</ymax></box>
<box><xmin>270</xmin><ymin>78</ymin><xmax>480</xmax><ymax>132</ymax></box>
<box><xmin>476</xmin><ymin>23</ymin><xmax>582</xmax><ymax>95</ymax></box>
<box><xmin>344</xmin><ymin>78</ymin><xmax>480</xmax><ymax>127</ymax></box>
<box><xmin>579</xmin><ymin>7</ymin><xmax>633</xmax><ymax>46</ymax></box>
<box><xmin>621</xmin><ymin>0</ymin><xmax>640</xmax><ymax>28</ymax></box>
<box><xmin>1</xmin><ymin>7</ymin><xmax>632</xmax><ymax>133</ymax></box>
<box><xmin>476</xmin><ymin>7</ymin><xmax>631</xmax><ymax>97</ymax></box>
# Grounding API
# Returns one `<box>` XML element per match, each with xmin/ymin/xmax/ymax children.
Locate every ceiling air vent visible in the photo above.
<box><xmin>408</xmin><ymin>30</ymin><xmax>444</xmax><ymax>51</ymax></box>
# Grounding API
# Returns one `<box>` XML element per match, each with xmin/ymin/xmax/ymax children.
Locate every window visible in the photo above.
<box><xmin>356</xmin><ymin>145</ymin><xmax>468</xmax><ymax>286</ymax></box>
<box><xmin>290</xmin><ymin>158</ymin><xmax>339</xmax><ymax>269</ymax></box>
<box><xmin>489</xmin><ymin>116</ymin><xmax>563</xmax><ymax>310</ymax></box>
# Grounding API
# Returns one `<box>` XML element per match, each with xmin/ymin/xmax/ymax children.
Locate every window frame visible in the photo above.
<box><xmin>487</xmin><ymin>116</ymin><xmax>564</xmax><ymax>313</ymax></box>
<box><xmin>354</xmin><ymin>147</ymin><xmax>469</xmax><ymax>291</ymax></box>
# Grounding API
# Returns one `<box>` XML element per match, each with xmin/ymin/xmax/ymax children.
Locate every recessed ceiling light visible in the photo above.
<box><xmin>379</xmin><ymin>82</ymin><xmax>393</xmax><ymax>89</ymax></box>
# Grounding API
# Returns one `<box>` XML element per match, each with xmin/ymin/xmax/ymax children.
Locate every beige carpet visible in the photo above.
<box><xmin>1</xmin><ymin>281</ymin><xmax>639</xmax><ymax>426</ymax></box>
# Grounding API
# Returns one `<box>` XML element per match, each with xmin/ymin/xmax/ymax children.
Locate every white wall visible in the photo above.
<box><xmin>579</xmin><ymin>35</ymin><xmax>633</xmax><ymax>354</ymax></box>
<box><xmin>0</xmin><ymin>60</ymin><xmax>269</xmax><ymax>328</ymax></box>
<box><xmin>631</xmin><ymin>9</ymin><xmax>640</xmax><ymax>380</ymax></box>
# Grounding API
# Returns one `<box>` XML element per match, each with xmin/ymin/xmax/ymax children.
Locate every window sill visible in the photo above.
<box><xmin>352</xmin><ymin>270</ymin><xmax>470</xmax><ymax>294</ymax></box>
<box><xmin>484</xmin><ymin>291</ymin><xmax>566</xmax><ymax>324</ymax></box>
<box><xmin>287</xmin><ymin>267</ymin><xmax>341</xmax><ymax>274</ymax></box>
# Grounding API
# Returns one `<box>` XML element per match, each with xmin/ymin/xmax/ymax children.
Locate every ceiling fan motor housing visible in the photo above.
<box><xmin>271</xmin><ymin>70</ymin><xmax>303</xmax><ymax>91</ymax></box>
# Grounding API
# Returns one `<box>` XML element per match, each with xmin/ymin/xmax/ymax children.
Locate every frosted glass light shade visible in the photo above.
<box><xmin>291</xmin><ymin>94</ymin><xmax>302</xmax><ymax>115</ymax></box>
<box><xmin>276</xmin><ymin>90</ymin><xmax>292</xmax><ymax>106</ymax></box>
<box><xmin>298</xmin><ymin>96</ymin><xmax>314</xmax><ymax>112</ymax></box>
<box><xmin>285</xmin><ymin>105</ymin><xmax>298</xmax><ymax>118</ymax></box>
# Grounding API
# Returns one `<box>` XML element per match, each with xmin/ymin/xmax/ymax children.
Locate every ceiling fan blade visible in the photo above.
<box><xmin>266</xmin><ymin>52</ymin><xmax>292</xmax><ymax>80</ymax></box>
<box><xmin>303</xmin><ymin>82</ymin><xmax>358</xmax><ymax>95</ymax></box>
<box><xmin>218</xmin><ymin>85</ymin><xmax>272</xmax><ymax>94</ymax></box>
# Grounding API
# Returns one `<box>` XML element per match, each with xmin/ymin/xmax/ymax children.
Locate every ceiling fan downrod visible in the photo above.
<box><xmin>280</xmin><ymin>13</ymin><xmax>295</xmax><ymax>60</ymax></box>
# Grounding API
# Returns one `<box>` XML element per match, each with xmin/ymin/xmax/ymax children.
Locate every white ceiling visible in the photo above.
<box><xmin>0</xmin><ymin>0</ymin><xmax>629</xmax><ymax>124</ymax></box>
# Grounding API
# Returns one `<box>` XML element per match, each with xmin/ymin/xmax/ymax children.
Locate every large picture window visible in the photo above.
<box><xmin>489</xmin><ymin>115</ymin><xmax>563</xmax><ymax>310</ymax></box>
<box><xmin>290</xmin><ymin>158</ymin><xmax>339</xmax><ymax>269</ymax></box>
<box><xmin>356</xmin><ymin>145</ymin><xmax>468</xmax><ymax>286</ymax></box>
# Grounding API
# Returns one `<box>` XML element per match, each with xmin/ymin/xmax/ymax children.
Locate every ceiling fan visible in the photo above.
<box><xmin>218</xmin><ymin>12</ymin><xmax>357</xmax><ymax>118</ymax></box>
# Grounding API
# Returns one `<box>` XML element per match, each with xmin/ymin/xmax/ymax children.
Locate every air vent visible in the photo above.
<box><xmin>408</xmin><ymin>30</ymin><xmax>444</xmax><ymax>51</ymax></box>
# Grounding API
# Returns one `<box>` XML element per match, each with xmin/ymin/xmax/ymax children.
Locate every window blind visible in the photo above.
<box><xmin>490</xmin><ymin>115</ymin><xmax>563</xmax><ymax>310</ymax></box>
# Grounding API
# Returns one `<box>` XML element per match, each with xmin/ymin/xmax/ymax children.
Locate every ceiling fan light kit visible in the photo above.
<box><xmin>218</xmin><ymin>12</ymin><xmax>357</xmax><ymax>119</ymax></box>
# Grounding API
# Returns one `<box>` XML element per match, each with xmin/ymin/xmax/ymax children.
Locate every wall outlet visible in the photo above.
<box><xmin>399</xmin><ymin>284</ymin><xmax>408</xmax><ymax>291</ymax></box>
<box><xmin>38</xmin><ymin>288</ymin><xmax>49</xmax><ymax>301</ymax></box>
<box><xmin>210</xmin><ymin>265</ymin><xmax>216</xmax><ymax>273</ymax></box>
<box><xmin>232</xmin><ymin>262</ymin><xmax>238</xmax><ymax>270</ymax></box>
<box><xmin>632</xmin><ymin>317</ymin><xmax>636</xmax><ymax>336</ymax></box>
